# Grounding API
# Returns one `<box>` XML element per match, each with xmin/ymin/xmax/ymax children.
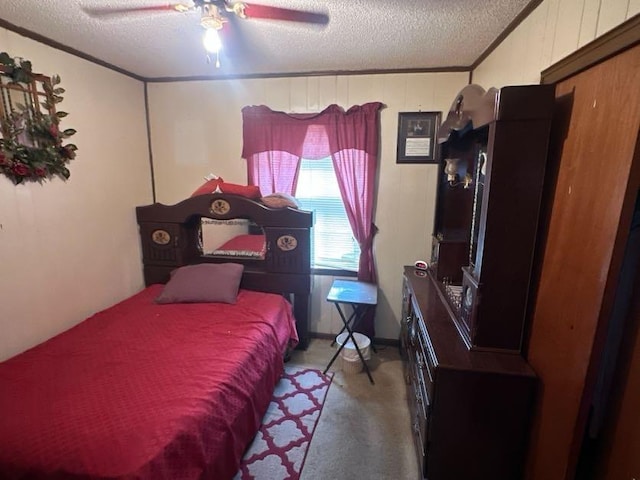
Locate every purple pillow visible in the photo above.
<box><xmin>155</xmin><ymin>263</ymin><xmax>244</xmax><ymax>304</ymax></box>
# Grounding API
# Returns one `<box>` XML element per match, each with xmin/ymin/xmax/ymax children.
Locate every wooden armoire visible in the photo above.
<box><xmin>400</xmin><ymin>83</ymin><xmax>554</xmax><ymax>480</ymax></box>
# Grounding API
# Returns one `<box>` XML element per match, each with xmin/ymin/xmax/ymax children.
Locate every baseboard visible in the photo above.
<box><xmin>309</xmin><ymin>331</ymin><xmax>400</xmax><ymax>348</ymax></box>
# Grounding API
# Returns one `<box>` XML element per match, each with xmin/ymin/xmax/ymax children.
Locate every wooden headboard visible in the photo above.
<box><xmin>136</xmin><ymin>193</ymin><xmax>313</xmax><ymax>349</ymax></box>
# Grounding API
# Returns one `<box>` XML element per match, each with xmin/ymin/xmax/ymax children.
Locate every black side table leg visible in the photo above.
<box><xmin>350</xmin><ymin>331</ymin><xmax>375</xmax><ymax>384</ymax></box>
<box><xmin>324</xmin><ymin>304</ymin><xmax>374</xmax><ymax>384</ymax></box>
<box><xmin>330</xmin><ymin>309</ymin><xmax>358</xmax><ymax>347</ymax></box>
<box><xmin>323</xmin><ymin>341</ymin><xmax>345</xmax><ymax>375</ymax></box>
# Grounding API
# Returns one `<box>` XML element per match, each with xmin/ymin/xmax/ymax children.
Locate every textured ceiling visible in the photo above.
<box><xmin>0</xmin><ymin>0</ymin><xmax>537</xmax><ymax>80</ymax></box>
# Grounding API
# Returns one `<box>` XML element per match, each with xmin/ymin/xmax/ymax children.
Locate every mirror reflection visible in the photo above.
<box><xmin>199</xmin><ymin>218</ymin><xmax>266</xmax><ymax>260</ymax></box>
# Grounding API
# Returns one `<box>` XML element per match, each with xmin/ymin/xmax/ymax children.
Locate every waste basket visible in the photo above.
<box><xmin>335</xmin><ymin>332</ymin><xmax>371</xmax><ymax>374</ymax></box>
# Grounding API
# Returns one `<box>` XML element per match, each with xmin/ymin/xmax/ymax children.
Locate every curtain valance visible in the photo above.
<box><xmin>241</xmin><ymin>102</ymin><xmax>383</xmax><ymax>160</ymax></box>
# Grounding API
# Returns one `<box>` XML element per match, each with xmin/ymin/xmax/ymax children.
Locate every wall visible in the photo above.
<box><xmin>473</xmin><ymin>0</ymin><xmax>640</xmax><ymax>89</ymax></box>
<box><xmin>147</xmin><ymin>72</ymin><xmax>469</xmax><ymax>341</ymax></box>
<box><xmin>0</xmin><ymin>0</ymin><xmax>632</xmax><ymax>362</ymax></box>
<box><xmin>145</xmin><ymin>0</ymin><xmax>637</xmax><ymax>343</ymax></box>
<box><xmin>0</xmin><ymin>29</ymin><xmax>152</xmax><ymax>361</ymax></box>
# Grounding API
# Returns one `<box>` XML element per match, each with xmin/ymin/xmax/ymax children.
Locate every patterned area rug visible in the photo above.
<box><xmin>234</xmin><ymin>366</ymin><xmax>333</xmax><ymax>480</ymax></box>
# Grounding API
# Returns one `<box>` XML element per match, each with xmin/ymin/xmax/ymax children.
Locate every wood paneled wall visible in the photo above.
<box><xmin>0</xmin><ymin>29</ymin><xmax>152</xmax><ymax>361</ymax></box>
<box><xmin>147</xmin><ymin>72</ymin><xmax>469</xmax><ymax>341</ymax></box>
<box><xmin>473</xmin><ymin>0</ymin><xmax>640</xmax><ymax>88</ymax></box>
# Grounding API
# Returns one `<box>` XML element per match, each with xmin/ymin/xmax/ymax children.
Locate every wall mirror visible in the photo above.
<box><xmin>199</xmin><ymin>218</ymin><xmax>266</xmax><ymax>260</ymax></box>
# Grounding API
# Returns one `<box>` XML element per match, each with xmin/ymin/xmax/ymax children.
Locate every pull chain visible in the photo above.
<box><xmin>206</xmin><ymin>53</ymin><xmax>221</xmax><ymax>69</ymax></box>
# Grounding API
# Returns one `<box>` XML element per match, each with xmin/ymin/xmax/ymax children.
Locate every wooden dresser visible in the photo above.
<box><xmin>401</xmin><ymin>267</ymin><xmax>536</xmax><ymax>480</ymax></box>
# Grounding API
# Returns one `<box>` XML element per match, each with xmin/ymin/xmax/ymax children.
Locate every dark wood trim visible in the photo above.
<box><xmin>0</xmin><ymin>16</ymin><xmax>470</xmax><ymax>81</ymax></box>
<box><xmin>541</xmin><ymin>13</ymin><xmax>640</xmax><ymax>84</ymax></box>
<box><xmin>0</xmin><ymin>18</ymin><xmax>145</xmax><ymax>82</ymax></box>
<box><xmin>0</xmin><ymin>14</ymin><xmax>473</xmax><ymax>82</ymax></box>
<box><xmin>143</xmin><ymin>83</ymin><xmax>156</xmax><ymax>203</ymax></box>
<box><xmin>0</xmin><ymin>1</ymin><xmax>549</xmax><ymax>84</ymax></box>
<box><xmin>470</xmin><ymin>0</ymin><xmax>544</xmax><ymax>70</ymax></box>
<box><xmin>13</xmin><ymin>9</ymin><xmax>578</xmax><ymax>83</ymax></box>
<box><xmin>310</xmin><ymin>331</ymin><xmax>399</xmax><ymax>348</ymax></box>
<box><xmin>312</xmin><ymin>268</ymin><xmax>357</xmax><ymax>277</ymax></box>
<box><xmin>144</xmin><ymin>66</ymin><xmax>471</xmax><ymax>83</ymax></box>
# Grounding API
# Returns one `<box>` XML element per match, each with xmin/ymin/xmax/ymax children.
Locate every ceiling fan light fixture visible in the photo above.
<box><xmin>203</xmin><ymin>27</ymin><xmax>222</xmax><ymax>53</ymax></box>
<box><xmin>227</xmin><ymin>2</ymin><xmax>247</xmax><ymax>19</ymax></box>
<box><xmin>200</xmin><ymin>4</ymin><xmax>226</xmax><ymax>30</ymax></box>
<box><xmin>83</xmin><ymin>0</ymin><xmax>330</xmax><ymax>71</ymax></box>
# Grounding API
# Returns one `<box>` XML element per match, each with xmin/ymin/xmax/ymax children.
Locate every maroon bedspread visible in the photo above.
<box><xmin>0</xmin><ymin>286</ymin><xmax>298</xmax><ymax>480</ymax></box>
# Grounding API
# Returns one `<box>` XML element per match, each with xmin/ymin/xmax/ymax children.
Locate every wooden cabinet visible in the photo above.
<box><xmin>431</xmin><ymin>84</ymin><xmax>555</xmax><ymax>353</ymax></box>
<box><xmin>401</xmin><ymin>267</ymin><xmax>537</xmax><ymax>480</ymax></box>
<box><xmin>400</xmin><ymin>83</ymin><xmax>555</xmax><ymax>478</ymax></box>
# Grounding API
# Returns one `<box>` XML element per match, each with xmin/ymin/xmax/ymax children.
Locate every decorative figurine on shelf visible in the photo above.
<box><xmin>444</xmin><ymin>157</ymin><xmax>473</xmax><ymax>188</ymax></box>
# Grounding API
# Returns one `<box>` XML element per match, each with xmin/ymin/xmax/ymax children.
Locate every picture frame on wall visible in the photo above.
<box><xmin>396</xmin><ymin>111</ymin><xmax>441</xmax><ymax>164</ymax></box>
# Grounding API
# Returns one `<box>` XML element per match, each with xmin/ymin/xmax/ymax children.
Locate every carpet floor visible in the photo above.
<box><xmin>234</xmin><ymin>366</ymin><xmax>333</xmax><ymax>480</ymax></box>
<box><xmin>290</xmin><ymin>339</ymin><xmax>420</xmax><ymax>480</ymax></box>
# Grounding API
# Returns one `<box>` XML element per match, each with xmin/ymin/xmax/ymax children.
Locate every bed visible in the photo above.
<box><xmin>137</xmin><ymin>193</ymin><xmax>312</xmax><ymax>348</ymax></box>
<box><xmin>0</xmin><ymin>193</ymin><xmax>313</xmax><ymax>480</ymax></box>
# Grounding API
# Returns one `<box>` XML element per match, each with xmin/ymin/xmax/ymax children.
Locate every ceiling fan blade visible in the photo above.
<box><xmin>241</xmin><ymin>3</ymin><xmax>329</xmax><ymax>25</ymax></box>
<box><xmin>83</xmin><ymin>4</ymin><xmax>192</xmax><ymax>17</ymax></box>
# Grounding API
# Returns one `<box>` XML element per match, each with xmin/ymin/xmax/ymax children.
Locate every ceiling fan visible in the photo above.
<box><xmin>84</xmin><ymin>1</ymin><xmax>329</xmax><ymax>67</ymax></box>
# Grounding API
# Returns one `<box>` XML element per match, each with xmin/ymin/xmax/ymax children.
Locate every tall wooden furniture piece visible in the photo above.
<box><xmin>432</xmin><ymin>84</ymin><xmax>555</xmax><ymax>353</ymax></box>
<box><xmin>401</xmin><ymin>84</ymin><xmax>554</xmax><ymax>479</ymax></box>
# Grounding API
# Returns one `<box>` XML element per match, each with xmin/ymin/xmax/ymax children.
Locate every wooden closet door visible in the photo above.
<box><xmin>596</xmin><ymin>270</ymin><xmax>640</xmax><ymax>479</ymax></box>
<box><xmin>525</xmin><ymin>43</ymin><xmax>640</xmax><ymax>480</ymax></box>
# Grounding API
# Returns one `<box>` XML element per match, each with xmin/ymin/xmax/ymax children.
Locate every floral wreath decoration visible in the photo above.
<box><xmin>0</xmin><ymin>52</ymin><xmax>77</xmax><ymax>184</ymax></box>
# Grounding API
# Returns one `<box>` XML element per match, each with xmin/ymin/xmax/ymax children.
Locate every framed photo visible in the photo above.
<box><xmin>396</xmin><ymin>111</ymin><xmax>441</xmax><ymax>164</ymax></box>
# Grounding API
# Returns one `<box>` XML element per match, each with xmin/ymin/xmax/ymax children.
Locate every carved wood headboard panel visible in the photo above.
<box><xmin>136</xmin><ymin>193</ymin><xmax>314</xmax><ymax>349</ymax></box>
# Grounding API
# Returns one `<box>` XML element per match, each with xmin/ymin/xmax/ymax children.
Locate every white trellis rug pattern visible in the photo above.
<box><xmin>234</xmin><ymin>366</ymin><xmax>333</xmax><ymax>480</ymax></box>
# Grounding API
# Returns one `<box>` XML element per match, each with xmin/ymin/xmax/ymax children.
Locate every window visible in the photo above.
<box><xmin>243</xmin><ymin>102</ymin><xmax>382</xmax><ymax>284</ymax></box>
<box><xmin>296</xmin><ymin>157</ymin><xmax>360</xmax><ymax>272</ymax></box>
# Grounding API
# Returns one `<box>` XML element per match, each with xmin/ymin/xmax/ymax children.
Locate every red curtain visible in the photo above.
<box><xmin>246</xmin><ymin>151</ymin><xmax>301</xmax><ymax>195</ymax></box>
<box><xmin>242</xmin><ymin>103</ymin><xmax>381</xmax><ymax>160</ymax></box>
<box><xmin>331</xmin><ymin>148</ymin><xmax>378</xmax><ymax>283</ymax></box>
<box><xmin>242</xmin><ymin>102</ymin><xmax>382</xmax><ymax>337</ymax></box>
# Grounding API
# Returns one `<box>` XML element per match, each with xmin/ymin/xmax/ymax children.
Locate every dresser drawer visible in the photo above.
<box><xmin>416</xmin><ymin>319</ymin><xmax>436</xmax><ymax>401</ymax></box>
<box><xmin>411</xmin><ymin>410</ymin><xmax>427</xmax><ymax>475</ymax></box>
<box><xmin>412</xmin><ymin>349</ymin><xmax>431</xmax><ymax>418</ymax></box>
<box><xmin>411</xmin><ymin>380</ymin><xmax>430</xmax><ymax>453</ymax></box>
<box><xmin>412</xmin><ymin>406</ymin><xmax>428</xmax><ymax>452</ymax></box>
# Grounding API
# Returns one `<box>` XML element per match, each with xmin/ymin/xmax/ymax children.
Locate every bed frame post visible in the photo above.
<box><xmin>293</xmin><ymin>293</ymin><xmax>310</xmax><ymax>350</ymax></box>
